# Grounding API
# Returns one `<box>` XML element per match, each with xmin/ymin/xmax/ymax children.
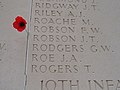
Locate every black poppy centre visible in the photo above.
<box><xmin>19</xmin><ymin>22</ymin><xmax>25</xmax><ymax>27</ymax></box>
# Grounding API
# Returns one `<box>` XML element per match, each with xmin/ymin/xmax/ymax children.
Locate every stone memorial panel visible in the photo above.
<box><xmin>26</xmin><ymin>0</ymin><xmax>120</xmax><ymax>90</ymax></box>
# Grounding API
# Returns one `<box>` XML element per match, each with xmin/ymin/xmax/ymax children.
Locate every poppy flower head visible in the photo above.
<box><xmin>13</xmin><ymin>16</ymin><xmax>27</xmax><ymax>32</ymax></box>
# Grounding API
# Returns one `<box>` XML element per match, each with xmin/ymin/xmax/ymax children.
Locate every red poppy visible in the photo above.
<box><xmin>13</xmin><ymin>16</ymin><xmax>27</xmax><ymax>32</ymax></box>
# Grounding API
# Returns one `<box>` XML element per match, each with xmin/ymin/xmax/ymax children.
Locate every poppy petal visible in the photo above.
<box><xmin>15</xmin><ymin>16</ymin><xmax>23</xmax><ymax>21</ymax></box>
<box><xmin>17</xmin><ymin>27</ymin><xmax>25</xmax><ymax>32</ymax></box>
<box><xmin>13</xmin><ymin>21</ymin><xmax>19</xmax><ymax>29</ymax></box>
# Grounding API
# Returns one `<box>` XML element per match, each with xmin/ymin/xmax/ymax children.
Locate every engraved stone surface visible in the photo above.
<box><xmin>26</xmin><ymin>0</ymin><xmax>120</xmax><ymax>90</ymax></box>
